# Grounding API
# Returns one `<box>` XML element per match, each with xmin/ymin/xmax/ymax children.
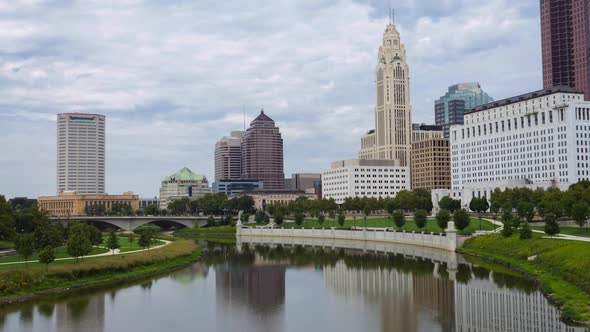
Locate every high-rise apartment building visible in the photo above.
<box><xmin>360</xmin><ymin>22</ymin><xmax>413</xmax><ymax>166</ymax></box>
<box><xmin>411</xmin><ymin>138</ymin><xmax>451</xmax><ymax>190</ymax></box>
<box><xmin>449</xmin><ymin>87</ymin><xmax>590</xmax><ymax>205</ymax></box>
<box><xmin>541</xmin><ymin>0</ymin><xmax>590</xmax><ymax>100</ymax></box>
<box><xmin>215</xmin><ymin>131</ymin><xmax>244</xmax><ymax>181</ymax></box>
<box><xmin>435</xmin><ymin>83</ymin><xmax>494</xmax><ymax>137</ymax></box>
<box><xmin>241</xmin><ymin>110</ymin><xmax>285</xmax><ymax>189</ymax></box>
<box><xmin>57</xmin><ymin>113</ymin><xmax>105</xmax><ymax>194</ymax></box>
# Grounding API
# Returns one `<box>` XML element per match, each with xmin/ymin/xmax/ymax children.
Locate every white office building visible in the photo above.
<box><xmin>57</xmin><ymin>113</ymin><xmax>106</xmax><ymax>194</ymax></box>
<box><xmin>322</xmin><ymin>159</ymin><xmax>410</xmax><ymax>204</ymax></box>
<box><xmin>449</xmin><ymin>86</ymin><xmax>590</xmax><ymax>205</ymax></box>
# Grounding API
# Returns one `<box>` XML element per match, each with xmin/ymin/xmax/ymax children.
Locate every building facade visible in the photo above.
<box><xmin>359</xmin><ymin>22</ymin><xmax>413</xmax><ymax>166</ymax></box>
<box><xmin>541</xmin><ymin>0</ymin><xmax>590</xmax><ymax>100</ymax></box>
<box><xmin>241</xmin><ymin>110</ymin><xmax>285</xmax><ymax>189</ymax></box>
<box><xmin>435</xmin><ymin>83</ymin><xmax>494</xmax><ymax>137</ymax></box>
<box><xmin>241</xmin><ymin>189</ymin><xmax>316</xmax><ymax>210</ymax></box>
<box><xmin>140</xmin><ymin>197</ymin><xmax>160</xmax><ymax>210</ymax></box>
<box><xmin>215</xmin><ymin>131</ymin><xmax>244</xmax><ymax>181</ymax></box>
<box><xmin>411</xmin><ymin>124</ymin><xmax>444</xmax><ymax>143</ymax></box>
<box><xmin>322</xmin><ymin>159</ymin><xmax>410</xmax><ymax>204</ymax></box>
<box><xmin>159</xmin><ymin>167</ymin><xmax>210</xmax><ymax>209</ymax></box>
<box><xmin>449</xmin><ymin>87</ymin><xmax>590</xmax><ymax>205</ymax></box>
<box><xmin>213</xmin><ymin>179</ymin><xmax>263</xmax><ymax>196</ymax></box>
<box><xmin>411</xmin><ymin>138</ymin><xmax>451</xmax><ymax>190</ymax></box>
<box><xmin>290</xmin><ymin>173</ymin><xmax>322</xmax><ymax>197</ymax></box>
<box><xmin>57</xmin><ymin>113</ymin><xmax>106</xmax><ymax>194</ymax></box>
<box><xmin>38</xmin><ymin>191</ymin><xmax>139</xmax><ymax>216</ymax></box>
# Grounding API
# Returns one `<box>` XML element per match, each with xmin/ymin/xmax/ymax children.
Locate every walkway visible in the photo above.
<box><xmin>0</xmin><ymin>240</ymin><xmax>171</xmax><ymax>267</ymax></box>
<box><xmin>480</xmin><ymin>217</ymin><xmax>590</xmax><ymax>242</ymax></box>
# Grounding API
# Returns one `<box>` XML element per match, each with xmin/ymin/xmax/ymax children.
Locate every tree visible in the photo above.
<box><xmin>337</xmin><ymin>210</ymin><xmax>346</xmax><ymax>227</ymax></box>
<box><xmin>240</xmin><ymin>213</ymin><xmax>250</xmax><ymax>224</ymax></box>
<box><xmin>144</xmin><ymin>204</ymin><xmax>159</xmax><ymax>215</ymax></box>
<box><xmin>435</xmin><ymin>209</ymin><xmax>451</xmax><ymax>230</ymax></box>
<box><xmin>138</xmin><ymin>232</ymin><xmax>152</xmax><ymax>250</ymax></box>
<box><xmin>470</xmin><ymin>197</ymin><xmax>489</xmax><ymax>230</ymax></box>
<box><xmin>87</xmin><ymin>224</ymin><xmax>103</xmax><ymax>246</ymax></box>
<box><xmin>67</xmin><ymin>222</ymin><xmax>92</xmax><ymax>263</ymax></box>
<box><xmin>501</xmin><ymin>210</ymin><xmax>514</xmax><ymax>237</ymax></box>
<box><xmin>414</xmin><ymin>209</ymin><xmax>428</xmax><ymax>231</ymax></box>
<box><xmin>223</xmin><ymin>214</ymin><xmax>233</xmax><ymax>226</ymax></box>
<box><xmin>127</xmin><ymin>232</ymin><xmax>135</xmax><ymax>244</ymax></box>
<box><xmin>519</xmin><ymin>221</ymin><xmax>533</xmax><ymax>239</ymax></box>
<box><xmin>571</xmin><ymin>201</ymin><xmax>590</xmax><ymax>232</ymax></box>
<box><xmin>263</xmin><ymin>213</ymin><xmax>270</xmax><ymax>224</ymax></box>
<box><xmin>38</xmin><ymin>245</ymin><xmax>55</xmax><ymax>270</ymax></box>
<box><xmin>294</xmin><ymin>212</ymin><xmax>305</xmax><ymax>227</ymax></box>
<box><xmin>15</xmin><ymin>233</ymin><xmax>35</xmax><ymax>267</ymax></box>
<box><xmin>0</xmin><ymin>196</ymin><xmax>15</xmax><ymax>241</ymax></box>
<box><xmin>207</xmin><ymin>215</ymin><xmax>216</xmax><ymax>227</ymax></box>
<box><xmin>255</xmin><ymin>210</ymin><xmax>265</xmax><ymax>224</ymax></box>
<box><xmin>328</xmin><ymin>210</ymin><xmax>336</xmax><ymax>227</ymax></box>
<box><xmin>438</xmin><ymin>196</ymin><xmax>461</xmax><ymax>213</ymax></box>
<box><xmin>544</xmin><ymin>213</ymin><xmax>560</xmax><ymax>237</ymax></box>
<box><xmin>317</xmin><ymin>214</ymin><xmax>325</xmax><ymax>227</ymax></box>
<box><xmin>33</xmin><ymin>220</ymin><xmax>64</xmax><ymax>251</ymax></box>
<box><xmin>454</xmin><ymin>209</ymin><xmax>470</xmax><ymax>231</ymax></box>
<box><xmin>106</xmin><ymin>231</ymin><xmax>120</xmax><ymax>255</ymax></box>
<box><xmin>274</xmin><ymin>209</ymin><xmax>284</xmax><ymax>226</ymax></box>
<box><xmin>516</xmin><ymin>202</ymin><xmax>536</xmax><ymax>224</ymax></box>
<box><xmin>393</xmin><ymin>210</ymin><xmax>405</xmax><ymax>230</ymax></box>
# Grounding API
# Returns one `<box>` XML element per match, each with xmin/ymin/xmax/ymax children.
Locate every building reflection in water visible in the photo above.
<box><xmin>215</xmin><ymin>262</ymin><xmax>286</xmax><ymax>332</ymax></box>
<box><xmin>55</xmin><ymin>294</ymin><xmax>105</xmax><ymax>332</ymax></box>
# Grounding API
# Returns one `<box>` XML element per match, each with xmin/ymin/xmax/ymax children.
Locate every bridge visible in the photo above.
<box><xmin>49</xmin><ymin>216</ymin><xmax>210</xmax><ymax>231</ymax></box>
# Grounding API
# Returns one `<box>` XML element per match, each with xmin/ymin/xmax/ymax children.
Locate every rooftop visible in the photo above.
<box><xmin>164</xmin><ymin>167</ymin><xmax>206</xmax><ymax>182</ymax></box>
<box><xmin>251</xmin><ymin>109</ymin><xmax>274</xmax><ymax>124</ymax></box>
<box><xmin>467</xmin><ymin>86</ymin><xmax>582</xmax><ymax>114</ymax></box>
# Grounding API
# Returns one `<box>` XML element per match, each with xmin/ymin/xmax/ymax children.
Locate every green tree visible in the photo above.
<box><xmin>67</xmin><ymin>222</ymin><xmax>92</xmax><ymax>263</ymax></box>
<box><xmin>501</xmin><ymin>210</ymin><xmax>514</xmax><ymax>237</ymax></box>
<box><xmin>33</xmin><ymin>220</ymin><xmax>64</xmax><ymax>251</ymax></box>
<box><xmin>274</xmin><ymin>209</ymin><xmax>285</xmax><ymax>226</ymax></box>
<box><xmin>144</xmin><ymin>204</ymin><xmax>159</xmax><ymax>215</ymax></box>
<box><xmin>87</xmin><ymin>224</ymin><xmax>103</xmax><ymax>246</ymax></box>
<box><xmin>255</xmin><ymin>210</ymin><xmax>265</xmax><ymax>224</ymax></box>
<box><xmin>328</xmin><ymin>210</ymin><xmax>336</xmax><ymax>227</ymax></box>
<box><xmin>207</xmin><ymin>215</ymin><xmax>216</xmax><ymax>227</ymax></box>
<box><xmin>453</xmin><ymin>209</ymin><xmax>470</xmax><ymax>231</ymax></box>
<box><xmin>106</xmin><ymin>231</ymin><xmax>120</xmax><ymax>255</ymax></box>
<box><xmin>317</xmin><ymin>214</ymin><xmax>325</xmax><ymax>227</ymax></box>
<box><xmin>294</xmin><ymin>212</ymin><xmax>305</xmax><ymax>227</ymax></box>
<box><xmin>240</xmin><ymin>213</ymin><xmax>250</xmax><ymax>224</ymax></box>
<box><xmin>38</xmin><ymin>245</ymin><xmax>55</xmax><ymax>270</ymax></box>
<box><xmin>138</xmin><ymin>232</ymin><xmax>152</xmax><ymax>250</ymax></box>
<box><xmin>337</xmin><ymin>211</ymin><xmax>346</xmax><ymax>227</ymax></box>
<box><xmin>127</xmin><ymin>232</ymin><xmax>135</xmax><ymax>244</ymax></box>
<box><xmin>0</xmin><ymin>196</ymin><xmax>16</xmax><ymax>241</ymax></box>
<box><xmin>263</xmin><ymin>213</ymin><xmax>270</xmax><ymax>224</ymax></box>
<box><xmin>516</xmin><ymin>202</ymin><xmax>536</xmax><ymax>224</ymax></box>
<box><xmin>571</xmin><ymin>201</ymin><xmax>590</xmax><ymax>232</ymax></box>
<box><xmin>439</xmin><ymin>196</ymin><xmax>461</xmax><ymax>213</ymax></box>
<box><xmin>435</xmin><ymin>209</ymin><xmax>451</xmax><ymax>230</ymax></box>
<box><xmin>544</xmin><ymin>213</ymin><xmax>560</xmax><ymax>237</ymax></box>
<box><xmin>393</xmin><ymin>210</ymin><xmax>405</xmax><ymax>230</ymax></box>
<box><xmin>519</xmin><ymin>221</ymin><xmax>533</xmax><ymax>239</ymax></box>
<box><xmin>15</xmin><ymin>233</ymin><xmax>35</xmax><ymax>267</ymax></box>
<box><xmin>223</xmin><ymin>214</ymin><xmax>233</xmax><ymax>226</ymax></box>
<box><xmin>470</xmin><ymin>197</ymin><xmax>489</xmax><ymax>230</ymax></box>
<box><xmin>414</xmin><ymin>209</ymin><xmax>428</xmax><ymax>231</ymax></box>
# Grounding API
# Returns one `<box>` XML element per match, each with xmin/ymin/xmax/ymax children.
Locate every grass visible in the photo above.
<box><xmin>531</xmin><ymin>226</ymin><xmax>590</xmax><ymax>238</ymax></box>
<box><xmin>0</xmin><ymin>240</ymin><xmax>199</xmax><ymax>303</ymax></box>
<box><xmin>279</xmin><ymin>217</ymin><xmax>496</xmax><ymax>235</ymax></box>
<box><xmin>0</xmin><ymin>240</ymin><xmax>14</xmax><ymax>249</ymax></box>
<box><xmin>460</xmin><ymin>233</ymin><xmax>590</xmax><ymax>325</ymax></box>
<box><xmin>0</xmin><ymin>246</ymin><xmax>108</xmax><ymax>264</ymax></box>
<box><xmin>102</xmin><ymin>237</ymin><xmax>165</xmax><ymax>253</ymax></box>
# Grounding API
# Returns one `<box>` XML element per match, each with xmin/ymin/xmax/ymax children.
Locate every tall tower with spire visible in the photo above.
<box><xmin>360</xmin><ymin>21</ymin><xmax>413</xmax><ymax>166</ymax></box>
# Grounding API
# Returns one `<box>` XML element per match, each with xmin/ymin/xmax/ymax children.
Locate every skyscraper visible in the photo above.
<box><xmin>541</xmin><ymin>0</ymin><xmax>590</xmax><ymax>100</ymax></box>
<box><xmin>434</xmin><ymin>83</ymin><xmax>494</xmax><ymax>137</ymax></box>
<box><xmin>359</xmin><ymin>22</ymin><xmax>413</xmax><ymax>166</ymax></box>
<box><xmin>214</xmin><ymin>131</ymin><xmax>244</xmax><ymax>181</ymax></box>
<box><xmin>56</xmin><ymin>113</ymin><xmax>105</xmax><ymax>194</ymax></box>
<box><xmin>241</xmin><ymin>110</ymin><xmax>284</xmax><ymax>189</ymax></box>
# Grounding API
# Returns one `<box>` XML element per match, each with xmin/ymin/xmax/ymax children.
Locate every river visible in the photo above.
<box><xmin>0</xmin><ymin>238</ymin><xmax>586</xmax><ymax>332</ymax></box>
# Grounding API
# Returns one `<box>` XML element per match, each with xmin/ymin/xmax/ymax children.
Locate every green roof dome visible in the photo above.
<box><xmin>164</xmin><ymin>167</ymin><xmax>206</xmax><ymax>182</ymax></box>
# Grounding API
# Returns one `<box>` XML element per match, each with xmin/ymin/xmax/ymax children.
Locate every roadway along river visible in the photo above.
<box><xmin>0</xmin><ymin>239</ymin><xmax>586</xmax><ymax>332</ymax></box>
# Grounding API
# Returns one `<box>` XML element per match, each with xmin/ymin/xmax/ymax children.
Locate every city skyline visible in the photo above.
<box><xmin>0</xmin><ymin>1</ymin><xmax>544</xmax><ymax>198</ymax></box>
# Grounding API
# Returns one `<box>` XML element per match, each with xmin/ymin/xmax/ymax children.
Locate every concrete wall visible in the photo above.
<box><xmin>237</xmin><ymin>223</ymin><xmax>457</xmax><ymax>252</ymax></box>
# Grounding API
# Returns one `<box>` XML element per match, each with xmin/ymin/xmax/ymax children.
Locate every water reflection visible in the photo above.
<box><xmin>0</xmin><ymin>238</ymin><xmax>586</xmax><ymax>332</ymax></box>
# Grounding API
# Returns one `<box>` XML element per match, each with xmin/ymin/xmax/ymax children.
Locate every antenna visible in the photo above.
<box><xmin>388</xmin><ymin>1</ymin><xmax>391</xmax><ymax>24</ymax></box>
<box><xmin>392</xmin><ymin>8</ymin><xmax>395</xmax><ymax>24</ymax></box>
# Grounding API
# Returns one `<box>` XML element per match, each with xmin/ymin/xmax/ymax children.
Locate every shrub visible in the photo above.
<box><xmin>453</xmin><ymin>209</ymin><xmax>470</xmax><ymax>231</ymax></box>
<box><xmin>294</xmin><ymin>212</ymin><xmax>304</xmax><ymax>226</ymax></box>
<box><xmin>337</xmin><ymin>211</ymin><xmax>346</xmax><ymax>227</ymax></box>
<box><xmin>435</xmin><ymin>209</ymin><xmax>451</xmax><ymax>230</ymax></box>
<box><xmin>393</xmin><ymin>210</ymin><xmax>405</xmax><ymax>229</ymax></box>
<box><xmin>519</xmin><ymin>221</ymin><xmax>533</xmax><ymax>239</ymax></box>
<box><xmin>544</xmin><ymin>213</ymin><xmax>560</xmax><ymax>237</ymax></box>
<box><xmin>414</xmin><ymin>209</ymin><xmax>428</xmax><ymax>230</ymax></box>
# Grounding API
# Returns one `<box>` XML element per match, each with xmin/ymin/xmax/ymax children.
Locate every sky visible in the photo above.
<box><xmin>0</xmin><ymin>0</ymin><xmax>542</xmax><ymax>198</ymax></box>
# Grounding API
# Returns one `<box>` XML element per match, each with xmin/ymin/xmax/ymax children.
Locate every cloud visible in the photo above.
<box><xmin>0</xmin><ymin>0</ymin><xmax>541</xmax><ymax>197</ymax></box>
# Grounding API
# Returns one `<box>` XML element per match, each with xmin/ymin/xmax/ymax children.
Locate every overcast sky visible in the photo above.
<box><xmin>0</xmin><ymin>0</ymin><xmax>541</xmax><ymax>198</ymax></box>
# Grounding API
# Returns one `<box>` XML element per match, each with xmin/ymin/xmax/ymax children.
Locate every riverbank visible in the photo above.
<box><xmin>0</xmin><ymin>239</ymin><xmax>200</xmax><ymax>307</ymax></box>
<box><xmin>459</xmin><ymin>233</ymin><xmax>590</xmax><ymax>325</ymax></box>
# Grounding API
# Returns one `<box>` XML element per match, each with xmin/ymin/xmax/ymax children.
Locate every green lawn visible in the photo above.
<box><xmin>0</xmin><ymin>246</ymin><xmax>108</xmax><ymax>264</ymax></box>
<box><xmin>531</xmin><ymin>226</ymin><xmax>590</xmax><ymax>238</ymax></box>
<box><xmin>461</xmin><ymin>233</ymin><xmax>590</xmax><ymax>323</ymax></box>
<box><xmin>104</xmin><ymin>236</ymin><xmax>165</xmax><ymax>253</ymax></box>
<box><xmin>0</xmin><ymin>240</ymin><xmax>14</xmax><ymax>248</ymax></box>
<box><xmin>280</xmin><ymin>217</ymin><xmax>497</xmax><ymax>235</ymax></box>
